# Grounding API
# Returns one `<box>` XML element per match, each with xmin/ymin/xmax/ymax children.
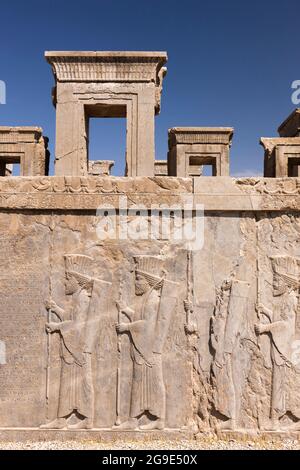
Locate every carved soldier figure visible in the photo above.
<box><xmin>115</xmin><ymin>256</ymin><xmax>176</xmax><ymax>430</ymax></box>
<box><xmin>211</xmin><ymin>275</ymin><xmax>250</xmax><ymax>430</ymax></box>
<box><xmin>255</xmin><ymin>255</ymin><xmax>300</xmax><ymax>431</ymax></box>
<box><xmin>41</xmin><ymin>254</ymin><xmax>107</xmax><ymax>430</ymax></box>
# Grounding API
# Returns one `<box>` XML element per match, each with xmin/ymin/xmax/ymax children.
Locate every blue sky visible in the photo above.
<box><xmin>0</xmin><ymin>0</ymin><xmax>299</xmax><ymax>176</ymax></box>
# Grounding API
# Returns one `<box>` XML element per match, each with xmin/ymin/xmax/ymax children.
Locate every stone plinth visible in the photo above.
<box><xmin>154</xmin><ymin>160</ymin><xmax>168</xmax><ymax>176</ymax></box>
<box><xmin>45</xmin><ymin>51</ymin><xmax>167</xmax><ymax>177</ymax></box>
<box><xmin>278</xmin><ymin>108</ymin><xmax>300</xmax><ymax>137</ymax></box>
<box><xmin>89</xmin><ymin>160</ymin><xmax>114</xmax><ymax>176</ymax></box>
<box><xmin>261</xmin><ymin>137</ymin><xmax>300</xmax><ymax>177</ymax></box>
<box><xmin>5</xmin><ymin>164</ymin><xmax>13</xmax><ymax>176</ymax></box>
<box><xmin>0</xmin><ymin>127</ymin><xmax>49</xmax><ymax>176</ymax></box>
<box><xmin>167</xmin><ymin>127</ymin><xmax>233</xmax><ymax>177</ymax></box>
<box><xmin>0</xmin><ymin>427</ymin><xmax>190</xmax><ymax>443</ymax></box>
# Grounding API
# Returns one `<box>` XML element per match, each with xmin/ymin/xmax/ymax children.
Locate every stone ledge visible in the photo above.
<box><xmin>0</xmin><ymin>428</ymin><xmax>191</xmax><ymax>443</ymax></box>
<box><xmin>0</xmin><ymin>176</ymin><xmax>299</xmax><ymax>211</ymax></box>
<box><xmin>217</xmin><ymin>429</ymin><xmax>300</xmax><ymax>442</ymax></box>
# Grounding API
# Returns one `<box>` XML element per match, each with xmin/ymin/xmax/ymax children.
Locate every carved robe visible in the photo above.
<box><xmin>56</xmin><ymin>279</ymin><xmax>106</xmax><ymax>419</ymax></box>
<box><xmin>211</xmin><ymin>280</ymin><xmax>250</xmax><ymax>420</ymax></box>
<box><xmin>56</xmin><ymin>289</ymin><xmax>93</xmax><ymax>419</ymax></box>
<box><xmin>127</xmin><ymin>281</ymin><xmax>175</xmax><ymax>419</ymax></box>
<box><xmin>269</xmin><ymin>290</ymin><xmax>300</xmax><ymax>419</ymax></box>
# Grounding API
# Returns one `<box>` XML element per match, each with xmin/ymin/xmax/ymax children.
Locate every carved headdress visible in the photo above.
<box><xmin>64</xmin><ymin>254</ymin><xmax>94</xmax><ymax>288</ymax></box>
<box><xmin>270</xmin><ymin>255</ymin><xmax>300</xmax><ymax>291</ymax></box>
<box><xmin>134</xmin><ymin>255</ymin><xmax>165</xmax><ymax>288</ymax></box>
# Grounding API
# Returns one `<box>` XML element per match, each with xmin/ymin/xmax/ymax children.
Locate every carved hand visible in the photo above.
<box><xmin>254</xmin><ymin>323</ymin><xmax>265</xmax><ymax>335</ymax></box>
<box><xmin>115</xmin><ymin>322</ymin><xmax>128</xmax><ymax>334</ymax></box>
<box><xmin>256</xmin><ymin>302</ymin><xmax>267</xmax><ymax>314</ymax></box>
<box><xmin>184</xmin><ymin>300</ymin><xmax>193</xmax><ymax>313</ymax></box>
<box><xmin>45</xmin><ymin>322</ymin><xmax>59</xmax><ymax>333</ymax></box>
<box><xmin>45</xmin><ymin>299</ymin><xmax>58</xmax><ymax>313</ymax></box>
<box><xmin>184</xmin><ymin>322</ymin><xmax>197</xmax><ymax>335</ymax></box>
<box><xmin>148</xmin><ymin>351</ymin><xmax>161</xmax><ymax>366</ymax></box>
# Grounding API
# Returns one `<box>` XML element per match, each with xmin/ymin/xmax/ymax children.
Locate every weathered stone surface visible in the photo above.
<box><xmin>1</xmin><ymin>175</ymin><xmax>300</xmax><ymax>435</ymax></box>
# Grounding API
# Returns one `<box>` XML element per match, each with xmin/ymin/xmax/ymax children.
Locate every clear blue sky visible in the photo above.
<box><xmin>0</xmin><ymin>0</ymin><xmax>299</xmax><ymax>176</ymax></box>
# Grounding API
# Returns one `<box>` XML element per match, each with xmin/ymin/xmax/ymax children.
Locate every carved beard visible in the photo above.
<box><xmin>65</xmin><ymin>277</ymin><xmax>79</xmax><ymax>295</ymax></box>
<box><xmin>135</xmin><ymin>280</ymin><xmax>149</xmax><ymax>296</ymax></box>
<box><xmin>273</xmin><ymin>275</ymin><xmax>288</xmax><ymax>297</ymax></box>
<box><xmin>274</xmin><ymin>285</ymin><xmax>287</xmax><ymax>297</ymax></box>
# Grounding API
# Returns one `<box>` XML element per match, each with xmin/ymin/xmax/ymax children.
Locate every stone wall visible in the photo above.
<box><xmin>0</xmin><ymin>176</ymin><xmax>300</xmax><ymax>436</ymax></box>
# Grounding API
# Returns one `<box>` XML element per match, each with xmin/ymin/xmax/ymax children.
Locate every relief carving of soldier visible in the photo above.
<box><xmin>211</xmin><ymin>275</ymin><xmax>250</xmax><ymax>430</ymax></box>
<box><xmin>115</xmin><ymin>255</ymin><xmax>177</xmax><ymax>430</ymax></box>
<box><xmin>41</xmin><ymin>254</ymin><xmax>110</xmax><ymax>430</ymax></box>
<box><xmin>255</xmin><ymin>255</ymin><xmax>300</xmax><ymax>431</ymax></box>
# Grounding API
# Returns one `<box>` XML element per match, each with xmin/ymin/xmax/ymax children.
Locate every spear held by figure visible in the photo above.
<box><xmin>45</xmin><ymin>217</ymin><xmax>57</xmax><ymax>416</ymax></box>
<box><xmin>115</xmin><ymin>269</ymin><xmax>125</xmax><ymax>426</ymax></box>
<box><xmin>45</xmin><ymin>301</ymin><xmax>62</xmax><ymax>411</ymax></box>
<box><xmin>184</xmin><ymin>250</ymin><xmax>197</xmax><ymax>335</ymax></box>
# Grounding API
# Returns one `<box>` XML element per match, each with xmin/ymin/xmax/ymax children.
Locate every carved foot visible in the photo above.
<box><xmin>113</xmin><ymin>418</ymin><xmax>138</xmax><ymax>430</ymax></box>
<box><xmin>40</xmin><ymin>418</ymin><xmax>66</xmax><ymax>429</ymax></box>
<box><xmin>68</xmin><ymin>418</ymin><xmax>93</xmax><ymax>430</ymax></box>
<box><xmin>281</xmin><ymin>421</ymin><xmax>300</xmax><ymax>432</ymax></box>
<box><xmin>139</xmin><ymin>419</ymin><xmax>165</xmax><ymax>431</ymax></box>
<box><xmin>217</xmin><ymin>419</ymin><xmax>236</xmax><ymax>431</ymax></box>
<box><xmin>261</xmin><ymin>419</ymin><xmax>280</xmax><ymax>431</ymax></box>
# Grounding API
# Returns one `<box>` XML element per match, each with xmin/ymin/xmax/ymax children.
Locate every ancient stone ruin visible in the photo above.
<box><xmin>1</xmin><ymin>51</ymin><xmax>300</xmax><ymax>441</ymax></box>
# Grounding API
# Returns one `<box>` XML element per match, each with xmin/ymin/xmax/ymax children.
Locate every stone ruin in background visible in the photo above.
<box><xmin>1</xmin><ymin>51</ymin><xmax>300</xmax><ymax>441</ymax></box>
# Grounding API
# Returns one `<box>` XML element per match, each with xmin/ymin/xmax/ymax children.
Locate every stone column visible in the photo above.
<box><xmin>45</xmin><ymin>51</ymin><xmax>167</xmax><ymax>177</ymax></box>
<box><xmin>135</xmin><ymin>87</ymin><xmax>155</xmax><ymax>176</ymax></box>
<box><xmin>55</xmin><ymin>89</ymin><xmax>87</xmax><ymax>176</ymax></box>
<box><xmin>168</xmin><ymin>127</ymin><xmax>233</xmax><ymax>177</ymax></box>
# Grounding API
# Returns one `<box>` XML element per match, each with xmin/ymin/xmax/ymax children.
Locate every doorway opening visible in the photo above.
<box><xmin>0</xmin><ymin>156</ymin><xmax>21</xmax><ymax>176</ymax></box>
<box><xmin>86</xmin><ymin>104</ymin><xmax>127</xmax><ymax>176</ymax></box>
<box><xmin>288</xmin><ymin>157</ymin><xmax>300</xmax><ymax>177</ymax></box>
<box><xmin>189</xmin><ymin>155</ymin><xmax>216</xmax><ymax>177</ymax></box>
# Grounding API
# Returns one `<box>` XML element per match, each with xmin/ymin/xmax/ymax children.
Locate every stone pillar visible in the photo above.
<box><xmin>260</xmin><ymin>138</ymin><xmax>300</xmax><ymax>177</ymax></box>
<box><xmin>45</xmin><ymin>52</ymin><xmax>167</xmax><ymax>177</ymax></box>
<box><xmin>261</xmin><ymin>110</ymin><xmax>300</xmax><ymax>177</ymax></box>
<box><xmin>0</xmin><ymin>127</ymin><xmax>49</xmax><ymax>176</ymax></box>
<box><xmin>135</xmin><ymin>87</ymin><xmax>155</xmax><ymax>176</ymax></box>
<box><xmin>154</xmin><ymin>160</ymin><xmax>168</xmax><ymax>176</ymax></box>
<box><xmin>55</xmin><ymin>98</ymin><xmax>87</xmax><ymax>176</ymax></box>
<box><xmin>167</xmin><ymin>127</ymin><xmax>233</xmax><ymax>177</ymax></box>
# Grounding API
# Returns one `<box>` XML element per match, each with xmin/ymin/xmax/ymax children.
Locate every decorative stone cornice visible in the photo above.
<box><xmin>0</xmin><ymin>126</ymin><xmax>44</xmax><ymax>143</ymax></box>
<box><xmin>0</xmin><ymin>176</ymin><xmax>300</xmax><ymax>211</ymax></box>
<box><xmin>260</xmin><ymin>137</ymin><xmax>300</xmax><ymax>155</ymax></box>
<box><xmin>45</xmin><ymin>51</ymin><xmax>168</xmax><ymax>84</ymax></box>
<box><xmin>168</xmin><ymin>127</ymin><xmax>234</xmax><ymax>149</ymax></box>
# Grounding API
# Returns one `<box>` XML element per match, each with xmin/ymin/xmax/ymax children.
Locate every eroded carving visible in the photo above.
<box><xmin>115</xmin><ymin>256</ymin><xmax>177</xmax><ymax>430</ymax></box>
<box><xmin>40</xmin><ymin>254</ymin><xmax>111</xmax><ymax>429</ymax></box>
<box><xmin>255</xmin><ymin>255</ymin><xmax>300</xmax><ymax>431</ymax></box>
<box><xmin>211</xmin><ymin>274</ymin><xmax>251</xmax><ymax>430</ymax></box>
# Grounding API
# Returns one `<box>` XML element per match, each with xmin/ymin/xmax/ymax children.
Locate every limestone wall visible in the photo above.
<box><xmin>0</xmin><ymin>176</ymin><xmax>300</xmax><ymax>436</ymax></box>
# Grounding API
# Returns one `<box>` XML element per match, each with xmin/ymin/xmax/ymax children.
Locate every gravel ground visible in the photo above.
<box><xmin>0</xmin><ymin>438</ymin><xmax>299</xmax><ymax>450</ymax></box>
